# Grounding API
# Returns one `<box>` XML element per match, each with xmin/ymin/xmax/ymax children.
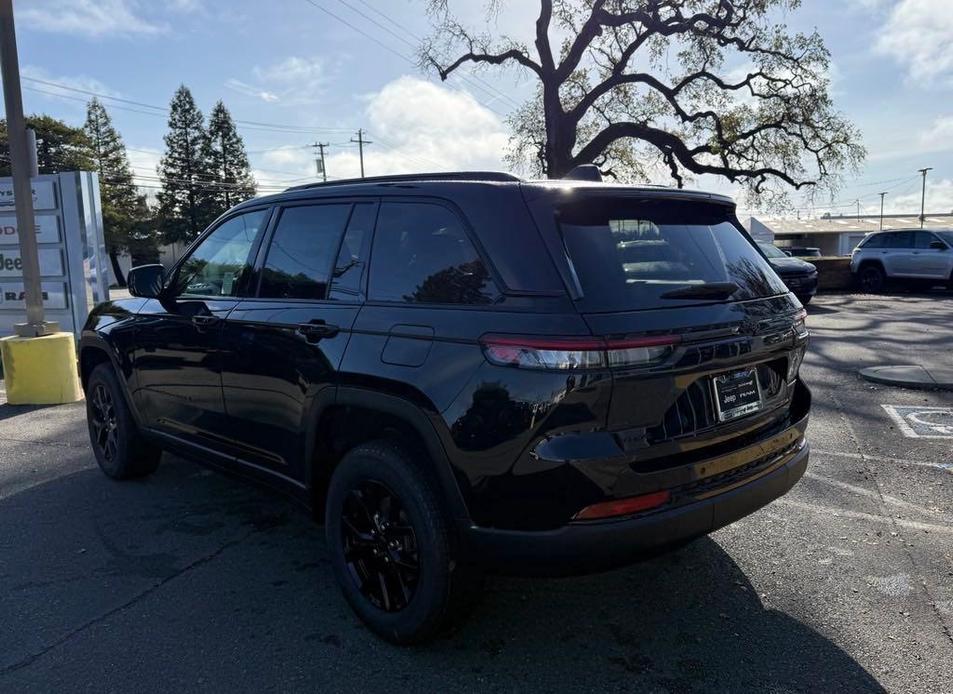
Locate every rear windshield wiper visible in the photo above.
<box><xmin>659</xmin><ymin>282</ymin><xmax>739</xmax><ymax>300</ymax></box>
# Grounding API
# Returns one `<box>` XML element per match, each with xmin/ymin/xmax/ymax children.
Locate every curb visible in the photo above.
<box><xmin>858</xmin><ymin>365</ymin><xmax>953</xmax><ymax>391</ymax></box>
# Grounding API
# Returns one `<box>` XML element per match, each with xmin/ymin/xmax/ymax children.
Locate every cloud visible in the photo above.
<box><xmin>246</xmin><ymin>76</ymin><xmax>508</xmax><ymax>188</ymax></box>
<box><xmin>20</xmin><ymin>0</ymin><xmax>168</xmax><ymax>38</ymax></box>
<box><xmin>889</xmin><ymin>178</ymin><xmax>953</xmax><ymax>214</ymax></box>
<box><xmin>126</xmin><ymin>146</ymin><xmax>162</xmax><ymax>196</ymax></box>
<box><xmin>876</xmin><ymin>0</ymin><xmax>953</xmax><ymax>85</ymax></box>
<box><xmin>228</xmin><ymin>56</ymin><xmax>328</xmax><ymax>105</ymax></box>
<box><xmin>327</xmin><ymin>76</ymin><xmax>507</xmax><ymax>179</ymax></box>
<box><xmin>224</xmin><ymin>79</ymin><xmax>280</xmax><ymax>104</ymax></box>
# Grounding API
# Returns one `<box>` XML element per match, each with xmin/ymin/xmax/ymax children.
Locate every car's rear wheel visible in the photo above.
<box><xmin>858</xmin><ymin>265</ymin><xmax>885</xmax><ymax>292</ymax></box>
<box><xmin>86</xmin><ymin>363</ymin><xmax>161</xmax><ymax>479</ymax></box>
<box><xmin>325</xmin><ymin>440</ymin><xmax>480</xmax><ymax>644</ymax></box>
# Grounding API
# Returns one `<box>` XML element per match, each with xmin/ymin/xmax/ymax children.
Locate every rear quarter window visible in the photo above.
<box><xmin>557</xmin><ymin>197</ymin><xmax>788</xmax><ymax>312</ymax></box>
<box><xmin>368</xmin><ymin>201</ymin><xmax>499</xmax><ymax>305</ymax></box>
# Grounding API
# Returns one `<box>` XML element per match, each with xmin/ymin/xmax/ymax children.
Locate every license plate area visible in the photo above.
<box><xmin>712</xmin><ymin>367</ymin><xmax>763</xmax><ymax>422</ymax></box>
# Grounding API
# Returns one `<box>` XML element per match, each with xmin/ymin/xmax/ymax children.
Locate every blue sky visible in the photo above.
<box><xmin>11</xmin><ymin>0</ymin><xmax>953</xmax><ymax>216</ymax></box>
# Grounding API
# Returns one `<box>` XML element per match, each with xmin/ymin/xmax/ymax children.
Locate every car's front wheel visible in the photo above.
<box><xmin>86</xmin><ymin>363</ymin><xmax>161</xmax><ymax>479</ymax></box>
<box><xmin>325</xmin><ymin>440</ymin><xmax>480</xmax><ymax>644</ymax></box>
<box><xmin>858</xmin><ymin>265</ymin><xmax>886</xmax><ymax>292</ymax></box>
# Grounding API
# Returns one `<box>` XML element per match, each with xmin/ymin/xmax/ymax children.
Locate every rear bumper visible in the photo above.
<box><xmin>460</xmin><ymin>439</ymin><xmax>808</xmax><ymax>576</ymax></box>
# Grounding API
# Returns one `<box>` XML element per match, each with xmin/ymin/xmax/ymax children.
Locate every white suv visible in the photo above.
<box><xmin>850</xmin><ymin>229</ymin><xmax>953</xmax><ymax>292</ymax></box>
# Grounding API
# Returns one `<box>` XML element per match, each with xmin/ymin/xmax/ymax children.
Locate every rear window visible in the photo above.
<box><xmin>557</xmin><ymin>197</ymin><xmax>788</xmax><ymax>312</ymax></box>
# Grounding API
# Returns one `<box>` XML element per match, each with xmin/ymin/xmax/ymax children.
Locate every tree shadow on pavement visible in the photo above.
<box><xmin>0</xmin><ymin>454</ymin><xmax>885</xmax><ymax>694</ymax></box>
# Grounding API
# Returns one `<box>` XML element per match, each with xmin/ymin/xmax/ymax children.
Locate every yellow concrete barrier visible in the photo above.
<box><xmin>0</xmin><ymin>332</ymin><xmax>83</xmax><ymax>405</ymax></box>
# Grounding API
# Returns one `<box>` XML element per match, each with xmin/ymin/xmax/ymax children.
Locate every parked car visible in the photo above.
<box><xmin>757</xmin><ymin>241</ymin><xmax>819</xmax><ymax>305</ymax></box>
<box><xmin>80</xmin><ymin>171</ymin><xmax>811</xmax><ymax>644</ymax></box>
<box><xmin>781</xmin><ymin>246</ymin><xmax>822</xmax><ymax>258</ymax></box>
<box><xmin>850</xmin><ymin>229</ymin><xmax>953</xmax><ymax>292</ymax></box>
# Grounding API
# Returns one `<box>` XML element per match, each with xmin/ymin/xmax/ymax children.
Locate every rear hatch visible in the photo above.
<box><xmin>525</xmin><ymin>187</ymin><xmax>807</xmax><ymax>465</ymax></box>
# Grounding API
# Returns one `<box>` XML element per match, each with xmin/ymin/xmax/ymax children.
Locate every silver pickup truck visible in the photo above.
<box><xmin>850</xmin><ymin>229</ymin><xmax>953</xmax><ymax>291</ymax></box>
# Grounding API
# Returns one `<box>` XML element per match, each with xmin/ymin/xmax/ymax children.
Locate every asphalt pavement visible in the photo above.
<box><xmin>1</xmin><ymin>293</ymin><xmax>952</xmax><ymax>693</ymax></box>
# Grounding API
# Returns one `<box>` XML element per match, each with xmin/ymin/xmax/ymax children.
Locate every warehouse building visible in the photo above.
<box><xmin>746</xmin><ymin>213</ymin><xmax>953</xmax><ymax>256</ymax></box>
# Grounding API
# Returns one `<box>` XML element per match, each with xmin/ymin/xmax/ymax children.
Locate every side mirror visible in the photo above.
<box><xmin>127</xmin><ymin>264</ymin><xmax>166</xmax><ymax>298</ymax></box>
<box><xmin>929</xmin><ymin>240</ymin><xmax>947</xmax><ymax>250</ymax></box>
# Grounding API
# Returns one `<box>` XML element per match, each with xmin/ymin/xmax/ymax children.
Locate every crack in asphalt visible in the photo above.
<box><xmin>827</xmin><ymin>388</ymin><xmax>953</xmax><ymax>652</ymax></box>
<box><xmin>0</xmin><ymin>527</ymin><xmax>261</xmax><ymax>676</ymax></box>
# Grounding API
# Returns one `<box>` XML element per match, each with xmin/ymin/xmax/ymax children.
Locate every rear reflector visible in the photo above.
<box><xmin>574</xmin><ymin>490</ymin><xmax>672</xmax><ymax>521</ymax></box>
<box><xmin>480</xmin><ymin>334</ymin><xmax>680</xmax><ymax>371</ymax></box>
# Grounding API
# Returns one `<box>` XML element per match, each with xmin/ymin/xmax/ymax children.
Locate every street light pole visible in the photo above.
<box><xmin>879</xmin><ymin>192</ymin><xmax>887</xmax><ymax>230</ymax></box>
<box><xmin>0</xmin><ymin>0</ymin><xmax>54</xmax><ymax>336</ymax></box>
<box><xmin>918</xmin><ymin>167</ymin><xmax>932</xmax><ymax>229</ymax></box>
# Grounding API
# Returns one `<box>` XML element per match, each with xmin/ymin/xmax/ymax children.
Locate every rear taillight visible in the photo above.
<box><xmin>480</xmin><ymin>334</ymin><xmax>680</xmax><ymax>371</ymax></box>
<box><xmin>574</xmin><ymin>490</ymin><xmax>672</xmax><ymax>520</ymax></box>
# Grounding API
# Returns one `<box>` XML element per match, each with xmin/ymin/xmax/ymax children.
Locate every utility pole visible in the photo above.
<box><xmin>855</xmin><ymin>199</ymin><xmax>860</xmax><ymax>219</ymax></box>
<box><xmin>312</xmin><ymin>141</ymin><xmax>328</xmax><ymax>182</ymax></box>
<box><xmin>878</xmin><ymin>192</ymin><xmax>887</xmax><ymax>230</ymax></box>
<box><xmin>917</xmin><ymin>167</ymin><xmax>932</xmax><ymax>228</ymax></box>
<box><xmin>0</xmin><ymin>0</ymin><xmax>55</xmax><ymax>336</ymax></box>
<box><xmin>351</xmin><ymin>129</ymin><xmax>372</xmax><ymax>179</ymax></box>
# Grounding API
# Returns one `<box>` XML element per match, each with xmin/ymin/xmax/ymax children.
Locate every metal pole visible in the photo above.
<box><xmin>878</xmin><ymin>192</ymin><xmax>886</xmax><ymax>230</ymax></box>
<box><xmin>25</xmin><ymin>128</ymin><xmax>37</xmax><ymax>176</ymax></box>
<box><xmin>350</xmin><ymin>129</ymin><xmax>372</xmax><ymax>179</ymax></box>
<box><xmin>0</xmin><ymin>0</ymin><xmax>52</xmax><ymax>336</ymax></box>
<box><xmin>314</xmin><ymin>142</ymin><xmax>328</xmax><ymax>182</ymax></box>
<box><xmin>918</xmin><ymin>167</ymin><xmax>932</xmax><ymax>229</ymax></box>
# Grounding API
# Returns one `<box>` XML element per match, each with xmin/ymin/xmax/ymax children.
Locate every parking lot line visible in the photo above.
<box><xmin>777</xmin><ymin>498</ymin><xmax>953</xmax><ymax>536</ymax></box>
<box><xmin>813</xmin><ymin>448</ymin><xmax>953</xmax><ymax>471</ymax></box>
<box><xmin>804</xmin><ymin>472</ymin><xmax>952</xmax><ymax>519</ymax></box>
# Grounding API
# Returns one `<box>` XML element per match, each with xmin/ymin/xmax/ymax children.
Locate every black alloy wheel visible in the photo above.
<box><xmin>859</xmin><ymin>265</ymin><xmax>885</xmax><ymax>292</ymax></box>
<box><xmin>341</xmin><ymin>480</ymin><xmax>420</xmax><ymax>612</ymax></box>
<box><xmin>90</xmin><ymin>382</ymin><xmax>119</xmax><ymax>463</ymax></box>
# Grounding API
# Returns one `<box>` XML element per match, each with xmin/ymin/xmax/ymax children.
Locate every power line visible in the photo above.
<box><xmin>22</xmin><ymin>76</ymin><xmax>356</xmax><ymax>134</ymax></box>
<box><xmin>344</xmin><ymin>0</ymin><xmax>523</xmax><ymax>110</ymax></box>
<box><xmin>299</xmin><ymin>0</ymin><xmax>511</xmax><ymax>117</ymax></box>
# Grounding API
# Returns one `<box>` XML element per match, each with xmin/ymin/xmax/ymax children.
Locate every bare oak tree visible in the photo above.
<box><xmin>422</xmin><ymin>0</ymin><xmax>864</xmax><ymax>204</ymax></box>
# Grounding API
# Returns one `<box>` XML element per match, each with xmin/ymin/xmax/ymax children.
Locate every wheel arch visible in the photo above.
<box><xmin>78</xmin><ymin>336</ymin><xmax>144</xmax><ymax>426</ymax></box>
<box><xmin>307</xmin><ymin>387</ymin><xmax>470</xmax><ymax>524</ymax></box>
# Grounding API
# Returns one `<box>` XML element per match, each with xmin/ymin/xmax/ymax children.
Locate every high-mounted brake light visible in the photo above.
<box><xmin>480</xmin><ymin>334</ymin><xmax>680</xmax><ymax>370</ymax></box>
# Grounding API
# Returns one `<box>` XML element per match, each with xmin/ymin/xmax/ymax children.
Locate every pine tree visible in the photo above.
<box><xmin>156</xmin><ymin>85</ymin><xmax>215</xmax><ymax>244</ymax></box>
<box><xmin>84</xmin><ymin>98</ymin><xmax>153</xmax><ymax>286</ymax></box>
<box><xmin>205</xmin><ymin>101</ymin><xmax>255</xmax><ymax>213</ymax></box>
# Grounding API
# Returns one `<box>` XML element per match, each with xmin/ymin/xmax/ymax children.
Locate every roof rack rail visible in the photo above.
<box><xmin>285</xmin><ymin>171</ymin><xmax>522</xmax><ymax>191</ymax></box>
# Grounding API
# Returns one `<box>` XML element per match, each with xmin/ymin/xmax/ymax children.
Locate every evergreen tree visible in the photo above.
<box><xmin>84</xmin><ymin>98</ymin><xmax>153</xmax><ymax>286</ymax></box>
<box><xmin>0</xmin><ymin>114</ymin><xmax>93</xmax><ymax>175</ymax></box>
<box><xmin>156</xmin><ymin>85</ymin><xmax>215</xmax><ymax>244</ymax></box>
<box><xmin>205</xmin><ymin>101</ymin><xmax>255</xmax><ymax>213</ymax></box>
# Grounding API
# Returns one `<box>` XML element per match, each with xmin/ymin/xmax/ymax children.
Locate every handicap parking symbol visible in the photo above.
<box><xmin>882</xmin><ymin>405</ymin><xmax>953</xmax><ymax>439</ymax></box>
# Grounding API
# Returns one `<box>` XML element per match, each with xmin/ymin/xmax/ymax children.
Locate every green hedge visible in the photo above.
<box><xmin>811</xmin><ymin>257</ymin><xmax>853</xmax><ymax>290</ymax></box>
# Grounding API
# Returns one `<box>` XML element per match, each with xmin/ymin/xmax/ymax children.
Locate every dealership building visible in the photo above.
<box><xmin>745</xmin><ymin>212</ymin><xmax>953</xmax><ymax>256</ymax></box>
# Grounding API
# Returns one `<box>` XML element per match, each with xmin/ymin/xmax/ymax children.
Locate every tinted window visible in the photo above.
<box><xmin>175</xmin><ymin>209</ymin><xmax>268</xmax><ymax>297</ymax></box>
<box><xmin>259</xmin><ymin>205</ymin><xmax>351</xmax><ymax>300</ymax></box>
<box><xmin>860</xmin><ymin>234</ymin><xmax>885</xmax><ymax>249</ymax></box>
<box><xmin>329</xmin><ymin>203</ymin><xmax>376</xmax><ymax>300</ymax></box>
<box><xmin>914</xmin><ymin>231</ymin><xmax>940</xmax><ymax>249</ymax></box>
<box><xmin>369</xmin><ymin>202</ymin><xmax>497</xmax><ymax>305</ymax></box>
<box><xmin>885</xmin><ymin>231</ymin><xmax>913</xmax><ymax>248</ymax></box>
<box><xmin>757</xmin><ymin>242</ymin><xmax>788</xmax><ymax>259</ymax></box>
<box><xmin>558</xmin><ymin>197</ymin><xmax>788</xmax><ymax>312</ymax></box>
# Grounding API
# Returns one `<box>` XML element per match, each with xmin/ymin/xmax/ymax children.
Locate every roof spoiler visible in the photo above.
<box><xmin>563</xmin><ymin>164</ymin><xmax>603</xmax><ymax>182</ymax></box>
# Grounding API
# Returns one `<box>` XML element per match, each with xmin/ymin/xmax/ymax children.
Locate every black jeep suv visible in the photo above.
<box><xmin>81</xmin><ymin>171</ymin><xmax>810</xmax><ymax>644</ymax></box>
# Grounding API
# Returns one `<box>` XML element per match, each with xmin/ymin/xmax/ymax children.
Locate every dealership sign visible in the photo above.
<box><xmin>0</xmin><ymin>282</ymin><xmax>67</xmax><ymax>309</ymax></box>
<box><xmin>0</xmin><ymin>214</ymin><xmax>60</xmax><ymax>245</ymax></box>
<box><xmin>0</xmin><ymin>172</ymin><xmax>108</xmax><ymax>337</ymax></box>
<box><xmin>0</xmin><ymin>247</ymin><xmax>64</xmax><ymax>277</ymax></box>
<box><xmin>0</xmin><ymin>180</ymin><xmax>56</xmax><ymax>210</ymax></box>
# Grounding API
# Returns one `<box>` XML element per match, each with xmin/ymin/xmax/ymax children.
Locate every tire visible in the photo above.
<box><xmin>796</xmin><ymin>294</ymin><xmax>813</xmax><ymax>306</ymax></box>
<box><xmin>325</xmin><ymin>440</ymin><xmax>481</xmax><ymax>644</ymax></box>
<box><xmin>858</xmin><ymin>264</ymin><xmax>885</xmax><ymax>293</ymax></box>
<box><xmin>86</xmin><ymin>363</ymin><xmax>161</xmax><ymax>480</ymax></box>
